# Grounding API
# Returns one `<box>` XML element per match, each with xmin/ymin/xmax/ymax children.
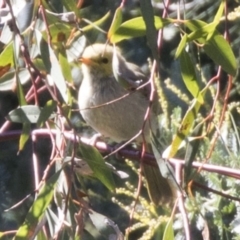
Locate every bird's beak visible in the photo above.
<box><xmin>79</xmin><ymin>57</ymin><xmax>92</xmax><ymax>65</ymax></box>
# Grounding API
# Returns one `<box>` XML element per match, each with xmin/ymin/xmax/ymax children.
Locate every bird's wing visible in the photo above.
<box><xmin>112</xmin><ymin>45</ymin><xmax>147</xmax><ymax>90</ymax></box>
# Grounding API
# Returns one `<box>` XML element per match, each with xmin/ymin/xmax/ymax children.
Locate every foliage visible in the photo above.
<box><xmin>0</xmin><ymin>0</ymin><xmax>240</xmax><ymax>239</ymax></box>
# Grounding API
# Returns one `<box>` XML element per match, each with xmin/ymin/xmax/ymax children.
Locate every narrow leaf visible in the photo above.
<box><xmin>185</xmin><ymin>20</ymin><xmax>237</xmax><ymax>76</ymax></box>
<box><xmin>79</xmin><ymin>143</ymin><xmax>115</xmax><ymax>191</ymax></box>
<box><xmin>213</xmin><ymin>0</ymin><xmax>224</xmax><ymax>23</ymax></box>
<box><xmin>58</xmin><ymin>45</ymin><xmax>73</xmax><ymax>83</ymax></box>
<box><xmin>204</xmin><ymin>34</ymin><xmax>237</xmax><ymax>76</ymax></box>
<box><xmin>0</xmin><ymin>42</ymin><xmax>14</xmax><ymax>67</ymax></box>
<box><xmin>7</xmin><ymin>105</ymin><xmax>41</xmax><ymax>124</ymax></box>
<box><xmin>179</xmin><ymin>50</ymin><xmax>203</xmax><ymax>103</ymax></box>
<box><xmin>35</xmin><ymin>30</ymin><xmax>51</xmax><ymax>73</ymax></box>
<box><xmin>14</xmin><ymin>170</ymin><xmax>61</xmax><ymax>240</ymax></box>
<box><xmin>163</xmin><ymin>218</ymin><xmax>174</xmax><ymax>240</ymax></box>
<box><xmin>19</xmin><ymin>122</ymin><xmax>31</xmax><ymax>151</ymax></box>
<box><xmin>206</xmin><ymin>0</ymin><xmax>224</xmax><ymax>41</ymax></box>
<box><xmin>184</xmin><ymin>124</ymin><xmax>203</xmax><ymax>184</ymax></box>
<box><xmin>78</xmin><ymin>11</ymin><xmax>110</xmax><ymax>35</ymax></box>
<box><xmin>48</xmin><ymin>46</ymin><xmax>68</xmax><ymax>103</ymax></box>
<box><xmin>111</xmin><ymin>16</ymin><xmax>172</xmax><ymax>43</ymax></box>
<box><xmin>108</xmin><ymin>6</ymin><xmax>123</xmax><ymax>40</ymax></box>
<box><xmin>175</xmin><ymin>33</ymin><xmax>188</xmax><ymax>59</ymax></box>
<box><xmin>140</xmin><ymin>0</ymin><xmax>159</xmax><ymax>63</ymax></box>
<box><xmin>16</xmin><ymin>71</ymin><xmax>27</xmax><ymax>106</ymax></box>
<box><xmin>164</xmin><ymin>99</ymin><xmax>202</xmax><ymax>158</ymax></box>
<box><xmin>37</xmin><ymin>100</ymin><xmax>57</xmax><ymax>127</ymax></box>
<box><xmin>0</xmin><ymin>68</ymin><xmax>30</xmax><ymax>91</ymax></box>
<box><xmin>187</xmin><ymin>22</ymin><xmax>216</xmax><ymax>42</ymax></box>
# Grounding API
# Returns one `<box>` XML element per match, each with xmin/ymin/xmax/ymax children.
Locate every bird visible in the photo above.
<box><xmin>78</xmin><ymin>43</ymin><xmax>175</xmax><ymax>205</ymax></box>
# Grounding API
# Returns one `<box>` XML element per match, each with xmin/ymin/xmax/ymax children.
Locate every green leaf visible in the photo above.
<box><xmin>184</xmin><ymin>19</ymin><xmax>208</xmax><ymax>33</ymax></box>
<box><xmin>48</xmin><ymin>46</ymin><xmax>68</xmax><ymax>103</ymax></box>
<box><xmin>35</xmin><ymin>30</ymin><xmax>51</xmax><ymax>73</ymax></box>
<box><xmin>184</xmin><ymin>124</ymin><xmax>203</xmax><ymax>184</ymax></box>
<box><xmin>213</xmin><ymin>0</ymin><xmax>225</xmax><ymax>23</ymax></box>
<box><xmin>162</xmin><ymin>218</ymin><xmax>174</xmax><ymax>240</ymax></box>
<box><xmin>19</xmin><ymin>122</ymin><xmax>31</xmax><ymax>151</ymax></box>
<box><xmin>140</xmin><ymin>0</ymin><xmax>159</xmax><ymax>62</ymax></box>
<box><xmin>32</xmin><ymin>58</ymin><xmax>47</xmax><ymax>73</ymax></box>
<box><xmin>206</xmin><ymin>0</ymin><xmax>224</xmax><ymax>41</ymax></box>
<box><xmin>165</xmin><ymin>98</ymin><xmax>202</xmax><ymax>158</ymax></box>
<box><xmin>108</xmin><ymin>6</ymin><xmax>123</xmax><ymax>40</ymax></box>
<box><xmin>184</xmin><ymin>20</ymin><xmax>237</xmax><ymax>76</ymax></box>
<box><xmin>0</xmin><ymin>42</ymin><xmax>14</xmax><ymax>67</ymax></box>
<box><xmin>0</xmin><ymin>69</ymin><xmax>30</xmax><ymax>91</ymax></box>
<box><xmin>14</xmin><ymin>170</ymin><xmax>61</xmax><ymax>240</ymax></box>
<box><xmin>58</xmin><ymin>45</ymin><xmax>73</xmax><ymax>83</ymax></box>
<box><xmin>79</xmin><ymin>143</ymin><xmax>115</xmax><ymax>191</ymax></box>
<box><xmin>175</xmin><ymin>33</ymin><xmax>188</xmax><ymax>59</ymax></box>
<box><xmin>203</xmin><ymin>34</ymin><xmax>237</xmax><ymax>76</ymax></box>
<box><xmin>179</xmin><ymin>50</ymin><xmax>203</xmax><ymax>103</ymax></box>
<box><xmin>7</xmin><ymin>105</ymin><xmax>49</xmax><ymax>124</ymax></box>
<box><xmin>81</xmin><ymin>11</ymin><xmax>111</xmax><ymax>34</ymax></box>
<box><xmin>13</xmin><ymin>33</ymin><xmax>21</xmax><ymax>61</ymax></box>
<box><xmin>110</xmin><ymin>16</ymin><xmax>172</xmax><ymax>43</ymax></box>
<box><xmin>37</xmin><ymin>100</ymin><xmax>57</xmax><ymax>127</ymax></box>
<box><xmin>187</xmin><ymin>22</ymin><xmax>217</xmax><ymax>42</ymax></box>
<box><xmin>16</xmin><ymin>71</ymin><xmax>27</xmax><ymax>106</ymax></box>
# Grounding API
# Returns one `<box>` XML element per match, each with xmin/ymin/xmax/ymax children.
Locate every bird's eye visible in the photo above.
<box><xmin>101</xmin><ymin>57</ymin><xmax>109</xmax><ymax>64</ymax></box>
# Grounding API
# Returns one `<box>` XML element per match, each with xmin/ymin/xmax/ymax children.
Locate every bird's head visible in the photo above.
<box><xmin>80</xmin><ymin>43</ymin><xmax>116</xmax><ymax>78</ymax></box>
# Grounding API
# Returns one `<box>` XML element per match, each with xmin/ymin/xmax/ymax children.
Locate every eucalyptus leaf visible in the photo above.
<box><xmin>16</xmin><ymin>70</ymin><xmax>27</xmax><ymax>106</ymax></box>
<box><xmin>185</xmin><ymin>20</ymin><xmax>237</xmax><ymax>76</ymax></box>
<box><xmin>14</xmin><ymin>170</ymin><xmax>61</xmax><ymax>240</ymax></box>
<box><xmin>203</xmin><ymin>34</ymin><xmax>237</xmax><ymax>76</ymax></box>
<box><xmin>111</xmin><ymin>16</ymin><xmax>172</xmax><ymax>43</ymax></box>
<box><xmin>35</xmin><ymin>29</ymin><xmax>51</xmax><ymax>73</ymax></box>
<box><xmin>179</xmin><ymin>50</ymin><xmax>203</xmax><ymax>103</ymax></box>
<box><xmin>0</xmin><ymin>69</ymin><xmax>31</xmax><ymax>91</ymax></box>
<box><xmin>175</xmin><ymin>33</ymin><xmax>188</xmax><ymax>59</ymax></box>
<box><xmin>0</xmin><ymin>24</ymin><xmax>13</xmax><ymax>44</ymax></box>
<box><xmin>0</xmin><ymin>42</ymin><xmax>14</xmax><ymax>67</ymax></box>
<box><xmin>184</xmin><ymin>124</ymin><xmax>203</xmax><ymax>185</ymax></box>
<box><xmin>108</xmin><ymin>6</ymin><xmax>123</xmax><ymax>40</ymax></box>
<box><xmin>19</xmin><ymin>122</ymin><xmax>31</xmax><ymax>151</ymax></box>
<box><xmin>7</xmin><ymin>105</ymin><xmax>55</xmax><ymax>124</ymax></box>
<box><xmin>7</xmin><ymin>106</ymin><xmax>39</xmax><ymax>124</ymax></box>
<box><xmin>37</xmin><ymin>100</ymin><xmax>57</xmax><ymax>127</ymax></box>
<box><xmin>162</xmin><ymin>218</ymin><xmax>174</xmax><ymax>240</ymax></box>
<box><xmin>45</xmin><ymin>9</ymin><xmax>76</xmax><ymax>23</ymax></box>
<box><xmin>58</xmin><ymin>46</ymin><xmax>73</xmax><ymax>83</ymax></box>
<box><xmin>164</xmin><ymin>98</ymin><xmax>202</xmax><ymax>158</ymax></box>
<box><xmin>48</xmin><ymin>46</ymin><xmax>68</xmax><ymax>103</ymax></box>
<box><xmin>79</xmin><ymin>143</ymin><xmax>115</xmax><ymax>191</ymax></box>
<box><xmin>140</xmin><ymin>0</ymin><xmax>158</xmax><ymax>62</ymax></box>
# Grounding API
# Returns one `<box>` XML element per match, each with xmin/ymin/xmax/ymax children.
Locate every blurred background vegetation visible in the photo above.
<box><xmin>0</xmin><ymin>0</ymin><xmax>240</xmax><ymax>239</ymax></box>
